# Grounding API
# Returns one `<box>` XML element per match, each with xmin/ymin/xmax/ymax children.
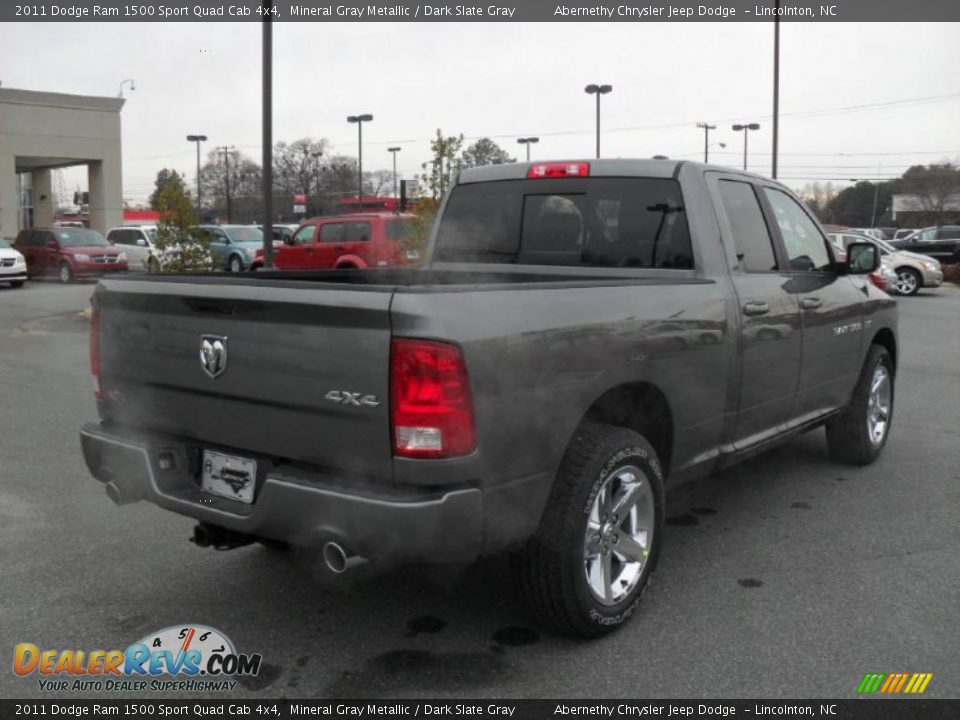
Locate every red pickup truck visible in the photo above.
<box><xmin>251</xmin><ymin>213</ymin><xmax>418</xmax><ymax>270</ymax></box>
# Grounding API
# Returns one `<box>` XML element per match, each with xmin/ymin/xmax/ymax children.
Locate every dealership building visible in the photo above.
<box><xmin>0</xmin><ymin>87</ymin><xmax>124</xmax><ymax>238</ymax></box>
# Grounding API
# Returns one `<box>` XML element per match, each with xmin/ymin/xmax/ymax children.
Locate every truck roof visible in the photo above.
<box><xmin>457</xmin><ymin>159</ymin><xmax>770</xmax><ymax>184</ymax></box>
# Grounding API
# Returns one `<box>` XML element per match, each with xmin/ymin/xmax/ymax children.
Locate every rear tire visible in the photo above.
<box><xmin>514</xmin><ymin>423</ymin><xmax>664</xmax><ymax>638</ymax></box>
<box><xmin>228</xmin><ymin>255</ymin><xmax>243</xmax><ymax>273</ymax></box>
<box><xmin>826</xmin><ymin>345</ymin><xmax>894</xmax><ymax>465</ymax></box>
<box><xmin>59</xmin><ymin>262</ymin><xmax>74</xmax><ymax>284</ymax></box>
<box><xmin>894</xmin><ymin>267</ymin><xmax>921</xmax><ymax>296</ymax></box>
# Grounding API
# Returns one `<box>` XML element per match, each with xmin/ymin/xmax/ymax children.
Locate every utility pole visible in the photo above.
<box><xmin>772</xmin><ymin>0</ymin><xmax>781</xmax><ymax>179</ymax></box>
<box><xmin>696</xmin><ymin>123</ymin><xmax>716</xmax><ymax>163</ymax></box>
<box><xmin>388</xmin><ymin>146</ymin><xmax>401</xmax><ymax>198</ymax></box>
<box><xmin>262</xmin><ymin>13</ymin><xmax>273</xmax><ymax>268</ymax></box>
<box><xmin>216</xmin><ymin>146</ymin><xmax>236</xmax><ymax>222</ymax></box>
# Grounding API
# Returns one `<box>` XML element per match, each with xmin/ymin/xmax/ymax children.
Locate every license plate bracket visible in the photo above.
<box><xmin>200</xmin><ymin>450</ymin><xmax>257</xmax><ymax>504</ymax></box>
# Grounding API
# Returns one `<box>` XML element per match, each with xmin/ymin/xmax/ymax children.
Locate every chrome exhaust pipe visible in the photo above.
<box><xmin>322</xmin><ymin>541</ymin><xmax>367</xmax><ymax>573</ymax></box>
<box><xmin>104</xmin><ymin>478</ymin><xmax>140</xmax><ymax>506</ymax></box>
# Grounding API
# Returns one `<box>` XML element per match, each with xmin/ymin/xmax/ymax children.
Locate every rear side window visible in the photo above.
<box><xmin>941</xmin><ymin>228</ymin><xmax>960</xmax><ymax>240</ymax></box>
<box><xmin>434</xmin><ymin>178</ymin><xmax>693</xmax><ymax>269</ymax></box>
<box><xmin>344</xmin><ymin>222</ymin><xmax>371</xmax><ymax>242</ymax></box>
<box><xmin>717</xmin><ymin>180</ymin><xmax>778</xmax><ymax>272</ymax></box>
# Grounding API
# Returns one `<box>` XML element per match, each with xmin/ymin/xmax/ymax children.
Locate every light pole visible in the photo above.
<box><xmin>732</xmin><ymin>123</ymin><xmax>761</xmax><ymax>171</ymax></box>
<box><xmin>387</xmin><ymin>146</ymin><xmax>401</xmax><ymax>198</ymax></box>
<box><xmin>311</xmin><ymin>151</ymin><xmax>322</xmax><ymax>215</ymax></box>
<box><xmin>118</xmin><ymin>79</ymin><xmax>135</xmax><ymax>98</ymax></box>
<box><xmin>186</xmin><ymin>135</ymin><xmax>207</xmax><ymax>215</ymax></box>
<box><xmin>696</xmin><ymin>122</ymin><xmax>716</xmax><ymax>163</ymax></box>
<box><xmin>517</xmin><ymin>137</ymin><xmax>539</xmax><ymax>162</ymax></box>
<box><xmin>347</xmin><ymin>114</ymin><xmax>373</xmax><ymax>204</ymax></box>
<box><xmin>584</xmin><ymin>84</ymin><xmax>612</xmax><ymax>159</ymax></box>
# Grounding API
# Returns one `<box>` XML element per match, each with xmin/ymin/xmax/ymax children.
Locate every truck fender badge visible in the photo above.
<box><xmin>325</xmin><ymin>390</ymin><xmax>381</xmax><ymax>408</ymax></box>
<box><xmin>200</xmin><ymin>335</ymin><xmax>228</xmax><ymax>379</ymax></box>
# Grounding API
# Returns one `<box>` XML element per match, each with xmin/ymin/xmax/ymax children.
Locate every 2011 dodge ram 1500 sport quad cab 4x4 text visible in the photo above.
<box><xmin>80</xmin><ymin>160</ymin><xmax>897</xmax><ymax>637</ymax></box>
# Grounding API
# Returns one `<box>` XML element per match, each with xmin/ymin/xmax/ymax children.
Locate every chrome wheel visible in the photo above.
<box><xmin>583</xmin><ymin>464</ymin><xmax>655</xmax><ymax>606</ymax></box>
<box><xmin>895</xmin><ymin>269</ymin><xmax>918</xmax><ymax>295</ymax></box>
<box><xmin>59</xmin><ymin>263</ymin><xmax>72</xmax><ymax>283</ymax></box>
<box><xmin>866</xmin><ymin>366</ymin><xmax>892</xmax><ymax>446</ymax></box>
<box><xmin>229</xmin><ymin>255</ymin><xmax>243</xmax><ymax>273</ymax></box>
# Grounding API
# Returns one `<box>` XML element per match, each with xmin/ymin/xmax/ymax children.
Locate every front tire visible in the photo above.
<box><xmin>514</xmin><ymin>423</ymin><xmax>664</xmax><ymax>637</ymax></box>
<box><xmin>228</xmin><ymin>255</ymin><xmax>243</xmax><ymax>273</ymax></box>
<box><xmin>894</xmin><ymin>267</ymin><xmax>920</xmax><ymax>296</ymax></box>
<box><xmin>826</xmin><ymin>345</ymin><xmax>894</xmax><ymax>465</ymax></box>
<box><xmin>59</xmin><ymin>262</ymin><xmax>74</xmax><ymax>284</ymax></box>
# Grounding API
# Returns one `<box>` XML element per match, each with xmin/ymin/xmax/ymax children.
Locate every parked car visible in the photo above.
<box><xmin>0</xmin><ymin>237</ymin><xmax>27</xmax><ymax>288</ymax></box>
<box><xmin>849</xmin><ymin>227</ymin><xmax>885</xmax><ymax>241</ymax></box>
<box><xmin>106</xmin><ymin>225</ymin><xmax>164</xmax><ymax>272</ymax></box>
<box><xmin>14</xmin><ymin>227</ymin><xmax>127</xmax><ymax>283</ymax></box>
<box><xmin>81</xmin><ymin>160</ymin><xmax>897</xmax><ymax>638</ymax></box>
<box><xmin>889</xmin><ymin>226</ymin><xmax>960</xmax><ymax>264</ymax></box>
<box><xmin>252</xmin><ymin>213</ymin><xmax>418</xmax><ymax>270</ymax></box>
<box><xmin>258</xmin><ymin>224</ymin><xmax>299</xmax><ymax>243</ymax></box>
<box><xmin>892</xmin><ymin>229</ymin><xmax>917</xmax><ymax>241</ymax></box>
<box><xmin>829</xmin><ymin>231</ymin><xmax>943</xmax><ymax>296</ymax></box>
<box><xmin>194</xmin><ymin>225</ymin><xmax>265</xmax><ymax>272</ymax></box>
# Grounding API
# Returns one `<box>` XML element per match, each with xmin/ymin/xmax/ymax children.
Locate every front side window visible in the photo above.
<box><xmin>762</xmin><ymin>188</ymin><xmax>831</xmax><ymax>272</ymax></box>
<box><xmin>292</xmin><ymin>225</ymin><xmax>316</xmax><ymax>245</ymax></box>
<box><xmin>717</xmin><ymin>180</ymin><xmax>778</xmax><ymax>272</ymax></box>
<box><xmin>915</xmin><ymin>228</ymin><xmax>937</xmax><ymax>242</ymax></box>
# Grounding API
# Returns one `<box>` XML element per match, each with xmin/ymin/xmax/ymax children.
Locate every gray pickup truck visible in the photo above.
<box><xmin>81</xmin><ymin>160</ymin><xmax>897</xmax><ymax>637</ymax></box>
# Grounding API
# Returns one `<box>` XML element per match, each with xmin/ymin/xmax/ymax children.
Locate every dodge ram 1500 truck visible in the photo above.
<box><xmin>80</xmin><ymin>160</ymin><xmax>897</xmax><ymax>637</ymax></box>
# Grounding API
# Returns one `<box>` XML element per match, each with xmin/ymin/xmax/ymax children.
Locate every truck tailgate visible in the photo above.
<box><xmin>96</xmin><ymin>278</ymin><xmax>395</xmax><ymax>482</ymax></box>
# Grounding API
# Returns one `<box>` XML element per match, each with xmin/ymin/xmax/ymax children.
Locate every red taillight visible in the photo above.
<box><xmin>90</xmin><ymin>306</ymin><xmax>102</xmax><ymax>400</ymax></box>
<box><xmin>868</xmin><ymin>272</ymin><xmax>887</xmax><ymax>291</ymax></box>
<box><xmin>527</xmin><ymin>162</ymin><xmax>590</xmax><ymax>179</ymax></box>
<box><xmin>390</xmin><ymin>338</ymin><xmax>476</xmax><ymax>459</ymax></box>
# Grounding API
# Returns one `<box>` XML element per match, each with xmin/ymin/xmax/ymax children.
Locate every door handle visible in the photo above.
<box><xmin>335</xmin><ymin>246</ymin><xmax>346</xmax><ymax>252</ymax></box>
<box><xmin>742</xmin><ymin>301</ymin><xmax>770</xmax><ymax>316</ymax></box>
<box><xmin>800</xmin><ymin>297</ymin><xmax>823</xmax><ymax>310</ymax></box>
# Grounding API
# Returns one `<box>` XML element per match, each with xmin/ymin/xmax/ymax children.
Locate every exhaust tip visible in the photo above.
<box><xmin>322</xmin><ymin>541</ymin><xmax>349</xmax><ymax>574</ymax></box>
<box><xmin>105</xmin><ymin>481</ymin><xmax>123</xmax><ymax>506</ymax></box>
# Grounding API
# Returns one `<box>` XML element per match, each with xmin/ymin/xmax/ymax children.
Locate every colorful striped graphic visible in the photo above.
<box><xmin>857</xmin><ymin>673</ymin><xmax>933</xmax><ymax>694</ymax></box>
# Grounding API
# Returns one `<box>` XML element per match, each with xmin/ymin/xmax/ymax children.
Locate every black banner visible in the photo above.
<box><xmin>0</xmin><ymin>700</ymin><xmax>957</xmax><ymax>719</ymax></box>
<box><xmin>4</xmin><ymin>0</ymin><xmax>960</xmax><ymax>23</ymax></box>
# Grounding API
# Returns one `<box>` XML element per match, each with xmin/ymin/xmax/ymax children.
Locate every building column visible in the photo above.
<box><xmin>32</xmin><ymin>168</ymin><xmax>54</xmax><ymax>228</ymax></box>
<box><xmin>0</xmin><ymin>153</ymin><xmax>17</xmax><ymax>238</ymax></box>
<box><xmin>87</xmin><ymin>157</ymin><xmax>122</xmax><ymax>235</ymax></box>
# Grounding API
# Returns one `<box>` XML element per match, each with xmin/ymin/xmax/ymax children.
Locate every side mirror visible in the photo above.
<box><xmin>136</xmin><ymin>237</ymin><xmax>147</xmax><ymax>247</ymax></box>
<box><xmin>846</xmin><ymin>242</ymin><xmax>880</xmax><ymax>274</ymax></box>
<box><xmin>284</xmin><ymin>237</ymin><xmax>295</xmax><ymax>246</ymax></box>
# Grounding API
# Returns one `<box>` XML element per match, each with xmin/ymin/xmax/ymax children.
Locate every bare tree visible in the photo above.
<box><xmin>897</xmin><ymin>163</ymin><xmax>960</xmax><ymax>226</ymax></box>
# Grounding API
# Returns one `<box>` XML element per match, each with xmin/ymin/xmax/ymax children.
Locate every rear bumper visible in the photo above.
<box><xmin>79</xmin><ymin>423</ymin><xmax>483</xmax><ymax>563</ymax></box>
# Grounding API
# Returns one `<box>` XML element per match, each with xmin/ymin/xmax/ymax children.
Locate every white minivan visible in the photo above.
<box><xmin>106</xmin><ymin>226</ymin><xmax>163</xmax><ymax>271</ymax></box>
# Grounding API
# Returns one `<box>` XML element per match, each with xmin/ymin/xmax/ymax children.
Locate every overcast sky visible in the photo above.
<box><xmin>2</xmin><ymin>21</ymin><xmax>958</xmax><ymax>204</ymax></box>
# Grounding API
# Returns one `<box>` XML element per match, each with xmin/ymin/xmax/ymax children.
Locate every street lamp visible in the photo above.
<box><xmin>387</xmin><ymin>146</ymin><xmax>401</xmax><ymax>198</ymax></box>
<box><xmin>118</xmin><ymin>79</ymin><xmax>135</xmax><ymax>98</ymax></box>
<box><xmin>584</xmin><ymin>84</ymin><xmax>612</xmax><ymax>159</ymax></box>
<box><xmin>731</xmin><ymin>123</ymin><xmax>761</xmax><ymax>171</ymax></box>
<box><xmin>696</xmin><ymin>122</ymin><xmax>717</xmax><ymax>163</ymax></box>
<box><xmin>347</xmin><ymin>114</ymin><xmax>373</xmax><ymax>205</ymax></box>
<box><xmin>516</xmin><ymin>137</ymin><xmax>539</xmax><ymax>162</ymax></box>
<box><xmin>186</xmin><ymin>135</ymin><xmax>207</xmax><ymax>215</ymax></box>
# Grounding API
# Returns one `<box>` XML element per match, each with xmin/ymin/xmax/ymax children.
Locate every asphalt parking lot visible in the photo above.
<box><xmin>1</xmin><ymin>278</ymin><xmax>958</xmax><ymax>700</ymax></box>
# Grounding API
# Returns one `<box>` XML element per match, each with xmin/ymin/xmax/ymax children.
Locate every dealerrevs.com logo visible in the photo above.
<box><xmin>13</xmin><ymin>625</ymin><xmax>262</xmax><ymax>692</ymax></box>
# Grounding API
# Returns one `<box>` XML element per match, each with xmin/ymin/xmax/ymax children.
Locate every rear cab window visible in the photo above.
<box><xmin>433</xmin><ymin>178</ymin><xmax>694</xmax><ymax>269</ymax></box>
